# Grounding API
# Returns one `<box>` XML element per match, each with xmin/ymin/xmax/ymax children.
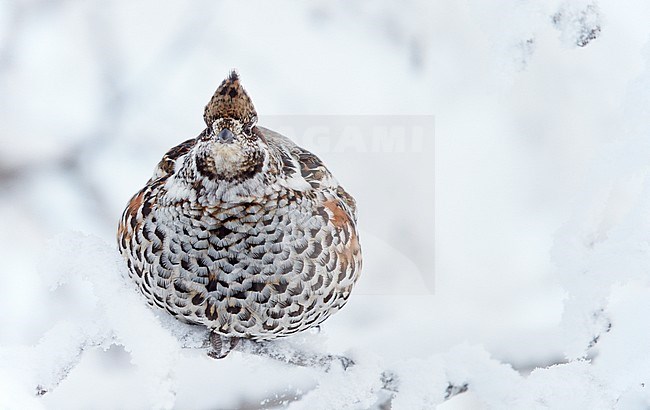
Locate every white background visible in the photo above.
<box><xmin>1</xmin><ymin>0</ymin><xmax>650</xmax><ymax>408</ymax></box>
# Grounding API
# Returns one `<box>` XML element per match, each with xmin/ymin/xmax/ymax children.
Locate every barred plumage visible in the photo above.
<box><xmin>117</xmin><ymin>72</ymin><xmax>361</xmax><ymax>349</ymax></box>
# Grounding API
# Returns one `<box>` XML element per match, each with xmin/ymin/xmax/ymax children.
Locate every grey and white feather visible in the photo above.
<box><xmin>117</xmin><ymin>72</ymin><xmax>361</xmax><ymax>350</ymax></box>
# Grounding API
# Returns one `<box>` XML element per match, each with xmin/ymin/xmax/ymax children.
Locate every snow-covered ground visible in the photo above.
<box><xmin>2</xmin><ymin>0</ymin><xmax>650</xmax><ymax>408</ymax></box>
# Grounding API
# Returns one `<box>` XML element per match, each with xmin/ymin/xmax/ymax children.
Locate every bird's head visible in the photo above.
<box><xmin>194</xmin><ymin>71</ymin><xmax>269</xmax><ymax>182</ymax></box>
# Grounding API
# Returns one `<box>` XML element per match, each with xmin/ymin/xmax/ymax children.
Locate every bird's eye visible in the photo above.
<box><xmin>244</xmin><ymin>122</ymin><xmax>256</xmax><ymax>133</ymax></box>
<box><xmin>243</xmin><ymin>115</ymin><xmax>257</xmax><ymax>130</ymax></box>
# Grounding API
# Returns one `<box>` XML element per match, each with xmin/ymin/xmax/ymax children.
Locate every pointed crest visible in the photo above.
<box><xmin>204</xmin><ymin>70</ymin><xmax>257</xmax><ymax>126</ymax></box>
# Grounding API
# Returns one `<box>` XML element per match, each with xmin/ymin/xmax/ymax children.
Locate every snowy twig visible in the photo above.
<box><xmin>235</xmin><ymin>338</ymin><xmax>355</xmax><ymax>371</ymax></box>
<box><xmin>206</xmin><ymin>334</ymin><xmax>356</xmax><ymax>371</ymax></box>
<box><xmin>445</xmin><ymin>382</ymin><xmax>470</xmax><ymax>399</ymax></box>
<box><xmin>208</xmin><ymin>334</ymin><xmax>471</xmax><ymax>403</ymax></box>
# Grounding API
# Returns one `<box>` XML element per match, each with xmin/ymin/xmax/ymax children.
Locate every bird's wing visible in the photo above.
<box><xmin>257</xmin><ymin>125</ymin><xmax>335</xmax><ymax>188</ymax></box>
<box><xmin>257</xmin><ymin>126</ymin><xmax>357</xmax><ymax>222</ymax></box>
<box><xmin>149</xmin><ymin>137</ymin><xmax>197</xmax><ymax>182</ymax></box>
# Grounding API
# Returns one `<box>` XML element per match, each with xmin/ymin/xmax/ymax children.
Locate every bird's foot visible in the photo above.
<box><xmin>207</xmin><ymin>333</ymin><xmax>240</xmax><ymax>359</ymax></box>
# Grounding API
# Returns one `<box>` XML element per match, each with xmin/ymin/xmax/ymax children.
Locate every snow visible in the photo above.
<box><xmin>2</xmin><ymin>0</ymin><xmax>650</xmax><ymax>408</ymax></box>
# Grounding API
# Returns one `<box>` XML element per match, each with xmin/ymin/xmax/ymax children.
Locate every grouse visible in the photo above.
<box><xmin>117</xmin><ymin>71</ymin><xmax>361</xmax><ymax>356</ymax></box>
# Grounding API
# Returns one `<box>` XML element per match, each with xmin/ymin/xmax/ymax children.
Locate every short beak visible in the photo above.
<box><xmin>216</xmin><ymin>128</ymin><xmax>235</xmax><ymax>143</ymax></box>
